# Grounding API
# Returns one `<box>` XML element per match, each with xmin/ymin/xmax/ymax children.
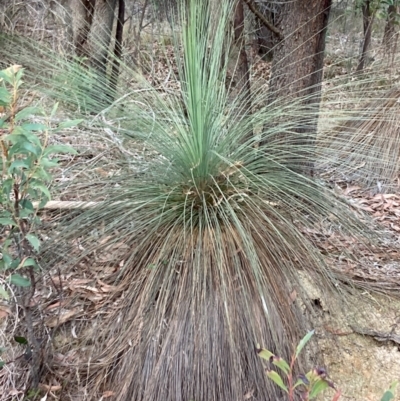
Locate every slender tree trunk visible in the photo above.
<box><xmin>233</xmin><ymin>0</ymin><xmax>252</xmax><ymax>139</ymax></box>
<box><xmin>382</xmin><ymin>4</ymin><xmax>399</xmax><ymax>59</ymax></box>
<box><xmin>357</xmin><ymin>0</ymin><xmax>375</xmax><ymax>72</ymax></box>
<box><xmin>263</xmin><ymin>0</ymin><xmax>332</xmax><ymax>174</ymax></box>
<box><xmin>110</xmin><ymin>0</ymin><xmax>125</xmax><ymax>96</ymax></box>
<box><xmin>255</xmin><ymin>7</ymin><xmax>275</xmax><ymax>61</ymax></box>
<box><xmin>90</xmin><ymin>0</ymin><xmax>118</xmax><ymax>78</ymax></box>
<box><xmin>72</xmin><ymin>0</ymin><xmax>95</xmax><ymax>57</ymax></box>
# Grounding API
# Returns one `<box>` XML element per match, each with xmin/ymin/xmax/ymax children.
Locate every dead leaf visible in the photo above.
<box><xmin>344</xmin><ymin>185</ymin><xmax>361</xmax><ymax>195</ymax></box>
<box><xmin>39</xmin><ymin>384</ymin><xmax>62</xmax><ymax>392</ymax></box>
<box><xmin>45</xmin><ymin>308</ymin><xmax>82</xmax><ymax>327</ymax></box>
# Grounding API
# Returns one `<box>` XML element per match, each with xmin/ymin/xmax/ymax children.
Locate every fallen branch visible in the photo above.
<box><xmin>241</xmin><ymin>0</ymin><xmax>283</xmax><ymax>40</ymax></box>
<box><xmin>350</xmin><ymin>325</ymin><xmax>400</xmax><ymax>345</ymax></box>
<box><xmin>32</xmin><ymin>201</ymin><xmax>104</xmax><ymax>209</ymax></box>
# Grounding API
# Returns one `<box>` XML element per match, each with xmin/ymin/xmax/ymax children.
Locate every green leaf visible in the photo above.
<box><xmin>20</xmin><ymin>198</ymin><xmax>34</xmax><ymax>213</ymax></box>
<box><xmin>57</xmin><ymin>119</ymin><xmax>84</xmax><ymax>130</ymax></box>
<box><xmin>12</xmin><ymin>141</ymin><xmax>41</xmax><ymax>157</ymax></box>
<box><xmin>15</xmin><ymin>107</ymin><xmax>42</xmax><ymax>121</ymax></box>
<box><xmin>295</xmin><ymin>330</ymin><xmax>315</xmax><ymax>359</ymax></box>
<box><xmin>10</xmin><ymin>274</ymin><xmax>31</xmax><ymax>287</ymax></box>
<box><xmin>0</xmin><ymin>69</ymin><xmax>14</xmax><ymax>84</ymax></box>
<box><xmin>294</xmin><ymin>378</ymin><xmax>307</xmax><ymax>389</ymax></box>
<box><xmin>40</xmin><ymin>157</ymin><xmax>59</xmax><ymax>168</ymax></box>
<box><xmin>29</xmin><ymin>182</ymin><xmax>51</xmax><ymax>200</ymax></box>
<box><xmin>22</xmin><ymin>258</ymin><xmax>38</xmax><ymax>268</ymax></box>
<box><xmin>31</xmin><ymin>167</ymin><xmax>52</xmax><ymax>182</ymax></box>
<box><xmin>381</xmin><ymin>382</ymin><xmax>398</xmax><ymax>401</ymax></box>
<box><xmin>0</xmin><ymin>217</ymin><xmax>16</xmax><ymax>226</ymax></box>
<box><xmin>8</xmin><ymin>158</ymin><xmax>31</xmax><ymax>172</ymax></box>
<box><xmin>257</xmin><ymin>347</ymin><xmax>274</xmax><ymax>361</ymax></box>
<box><xmin>9</xmin><ymin>258</ymin><xmax>21</xmax><ymax>270</ymax></box>
<box><xmin>272</xmin><ymin>357</ymin><xmax>290</xmax><ymax>375</ymax></box>
<box><xmin>0</xmin><ymin>361</ymin><xmax>5</xmax><ymax>369</ymax></box>
<box><xmin>13</xmin><ymin>127</ymin><xmax>42</xmax><ymax>147</ymax></box>
<box><xmin>266</xmin><ymin>370</ymin><xmax>288</xmax><ymax>393</ymax></box>
<box><xmin>0</xmin><ymin>286</ymin><xmax>10</xmax><ymax>300</ymax></box>
<box><xmin>309</xmin><ymin>379</ymin><xmax>329</xmax><ymax>399</ymax></box>
<box><xmin>381</xmin><ymin>391</ymin><xmax>395</xmax><ymax>401</ymax></box>
<box><xmin>43</xmin><ymin>144</ymin><xmax>77</xmax><ymax>156</ymax></box>
<box><xmin>21</xmin><ymin>123</ymin><xmax>47</xmax><ymax>131</ymax></box>
<box><xmin>14</xmin><ymin>336</ymin><xmax>28</xmax><ymax>345</ymax></box>
<box><xmin>0</xmin><ymin>87</ymin><xmax>10</xmax><ymax>105</ymax></box>
<box><xmin>389</xmin><ymin>381</ymin><xmax>399</xmax><ymax>392</ymax></box>
<box><xmin>1</xmin><ymin>178</ymin><xmax>13</xmax><ymax>198</ymax></box>
<box><xmin>1</xmin><ymin>254</ymin><xmax>12</xmax><ymax>270</ymax></box>
<box><xmin>50</xmin><ymin>102</ymin><xmax>59</xmax><ymax>117</ymax></box>
<box><xmin>26</xmin><ymin>234</ymin><xmax>40</xmax><ymax>252</ymax></box>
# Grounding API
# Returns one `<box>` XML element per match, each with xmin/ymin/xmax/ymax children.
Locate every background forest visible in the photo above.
<box><xmin>1</xmin><ymin>0</ymin><xmax>400</xmax><ymax>400</ymax></box>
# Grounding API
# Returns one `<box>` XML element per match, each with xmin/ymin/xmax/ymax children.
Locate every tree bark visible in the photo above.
<box><xmin>90</xmin><ymin>0</ymin><xmax>118</xmax><ymax>78</ymax></box>
<box><xmin>110</xmin><ymin>0</ymin><xmax>125</xmax><ymax>95</ymax></box>
<box><xmin>382</xmin><ymin>3</ymin><xmax>399</xmax><ymax>58</ymax></box>
<box><xmin>357</xmin><ymin>0</ymin><xmax>375</xmax><ymax>72</ymax></box>
<box><xmin>72</xmin><ymin>0</ymin><xmax>95</xmax><ymax>58</ymax></box>
<box><xmin>256</xmin><ymin>9</ymin><xmax>275</xmax><ymax>61</ymax></box>
<box><xmin>263</xmin><ymin>0</ymin><xmax>332</xmax><ymax>174</ymax></box>
<box><xmin>233</xmin><ymin>3</ymin><xmax>251</xmax><ymax>101</ymax></box>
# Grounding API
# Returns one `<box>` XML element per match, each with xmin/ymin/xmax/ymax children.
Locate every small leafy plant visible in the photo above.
<box><xmin>258</xmin><ymin>331</ymin><xmax>398</xmax><ymax>401</ymax></box>
<box><xmin>0</xmin><ymin>65</ymin><xmax>80</xmax><ymax>385</ymax></box>
<box><xmin>257</xmin><ymin>330</ymin><xmax>341</xmax><ymax>401</ymax></box>
<box><xmin>0</xmin><ymin>65</ymin><xmax>79</xmax><ymax>300</ymax></box>
<box><xmin>381</xmin><ymin>381</ymin><xmax>398</xmax><ymax>401</ymax></box>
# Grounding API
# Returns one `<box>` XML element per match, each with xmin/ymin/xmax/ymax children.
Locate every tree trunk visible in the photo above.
<box><xmin>72</xmin><ymin>0</ymin><xmax>95</xmax><ymax>58</ymax></box>
<box><xmin>255</xmin><ymin>5</ymin><xmax>275</xmax><ymax>61</ymax></box>
<box><xmin>110</xmin><ymin>0</ymin><xmax>125</xmax><ymax>95</ymax></box>
<box><xmin>90</xmin><ymin>0</ymin><xmax>118</xmax><ymax>78</ymax></box>
<box><xmin>264</xmin><ymin>0</ymin><xmax>332</xmax><ymax>173</ymax></box>
<box><xmin>382</xmin><ymin>3</ymin><xmax>399</xmax><ymax>59</ymax></box>
<box><xmin>233</xmin><ymin>0</ymin><xmax>252</xmax><ymax>140</ymax></box>
<box><xmin>357</xmin><ymin>0</ymin><xmax>375</xmax><ymax>72</ymax></box>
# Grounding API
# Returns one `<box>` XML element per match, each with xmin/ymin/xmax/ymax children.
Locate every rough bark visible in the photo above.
<box><xmin>71</xmin><ymin>0</ymin><xmax>120</xmax><ymax>110</ymax></box>
<box><xmin>90</xmin><ymin>0</ymin><xmax>118</xmax><ymax>77</ymax></box>
<box><xmin>382</xmin><ymin>4</ymin><xmax>399</xmax><ymax>58</ymax></box>
<box><xmin>357</xmin><ymin>0</ymin><xmax>375</xmax><ymax>72</ymax></box>
<box><xmin>72</xmin><ymin>0</ymin><xmax>95</xmax><ymax>57</ymax></box>
<box><xmin>233</xmin><ymin>4</ymin><xmax>251</xmax><ymax>99</ymax></box>
<box><xmin>263</xmin><ymin>0</ymin><xmax>332</xmax><ymax>173</ymax></box>
<box><xmin>110</xmin><ymin>0</ymin><xmax>125</xmax><ymax>95</ymax></box>
<box><xmin>256</xmin><ymin>10</ymin><xmax>275</xmax><ymax>61</ymax></box>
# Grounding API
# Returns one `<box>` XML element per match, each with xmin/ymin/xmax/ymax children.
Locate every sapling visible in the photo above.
<box><xmin>0</xmin><ymin>65</ymin><xmax>79</xmax><ymax>385</ymax></box>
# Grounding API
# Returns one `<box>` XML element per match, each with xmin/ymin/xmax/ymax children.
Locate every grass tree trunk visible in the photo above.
<box><xmin>263</xmin><ymin>0</ymin><xmax>332</xmax><ymax>174</ymax></box>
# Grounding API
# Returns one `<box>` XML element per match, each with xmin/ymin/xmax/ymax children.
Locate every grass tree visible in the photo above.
<box><xmin>0</xmin><ymin>0</ymin><xmax>398</xmax><ymax>400</ymax></box>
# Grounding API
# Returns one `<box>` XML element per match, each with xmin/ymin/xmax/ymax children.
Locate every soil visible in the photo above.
<box><xmin>301</xmin><ymin>276</ymin><xmax>400</xmax><ymax>401</ymax></box>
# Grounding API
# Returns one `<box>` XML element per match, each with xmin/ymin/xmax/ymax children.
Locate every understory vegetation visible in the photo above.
<box><xmin>0</xmin><ymin>0</ymin><xmax>400</xmax><ymax>400</ymax></box>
